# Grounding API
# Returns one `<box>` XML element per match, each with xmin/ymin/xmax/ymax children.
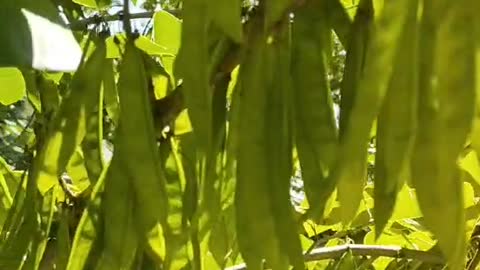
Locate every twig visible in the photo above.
<box><xmin>68</xmin><ymin>10</ymin><xmax>180</xmax><ymax>30</ymax></box>
<box><xmin>225</xmin><ymin>244</ymin><xmax>445</xmax><ymax>270</ymax></box>
<box><xmin>123</xmin><ymin>0</ymin><xmax>132</xmax><ymax>37</ymax></box>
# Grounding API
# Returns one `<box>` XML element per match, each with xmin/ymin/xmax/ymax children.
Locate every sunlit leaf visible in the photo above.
<box><xmin>0</xmin><ymin>0</ymin><xmax>81</xmax><ymax>71</ymax></box>
<box><xmin>72</xmin><ymin>0</ymin><xmax>111</xmax><ymax>8</ymax></box>
<box><xmin>0</xmin><ymin>68</ymin><xmax>25</xmax><ymax>105</ymax></box>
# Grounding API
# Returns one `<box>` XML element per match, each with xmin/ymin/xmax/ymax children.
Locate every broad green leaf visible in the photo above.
<box><xmin>66</xmin><ymin>148</ymin><xmax>91</xmax><ymax>195</ymax></box>
<box><xmin>0</xmin><ymin>0</ymin><xmax>81</xmax><ymax>71</ymax></box>
<box><xmin>208</xmin><ymin>0</ymin><xmax>243</xmax><ymax>43</ymax></box>
<box><xmin>390</xmin><ymin>184</ymin><xmax>422</xmax><ymax>221</ymax></box>
<box><xmin>115</xmin><ymin>41</ymin><xmax>168</xmax><ymax>241</ymax></box>
<box><xmin>374</xmin><ymin>0</ymin><xmax>418</xmax><ymax>236</ymax></box>
<box><xmin>364</xmin><ymin>230</ymin><xmax>407</xmax><ymax>247</ymax></box>
<box><xmin>135</xmin><ymin>36</ymin><xmax>170</xmax><ymax>56</ymax></box>
<box><xmin>154</xmin><ymin>11</ymin><xmax>182</xmax><ymax>55</ymax></box>
<box><xmin>0</xmin><ymin>68</ymin><xmax>25</xmax><ymax>105</ymax></box>
<box><xmin>292</xmin><ymin>0</ymin><xmax>338</xmax><ymax>221</ymax></box>
<box><xmin>106</xmin><ymin>35</ymin><xmax>171</xmax><ymax>59</ymax></box>
<box><xmin>335</xmin><ymin>0</ymin><xmax>413</xmax><ymax>222</ymax></box>
<box><xmin>72</xmin><ymin>0</ymin><xmax>111</xmax><ymax>8</ymax></box>
<box><xmin>35</xmin><ymin>37</ymin><xmax>106</xmax><ymax>194</ymax></box>
<box><xmin>410</xmin><ymin>1</ymin><xmax>474</xmax><ymax>268</ymax></box>
<box><xmin>459</xmin><ymin>150</ymin><xmax>480</xmax><ymax>187</ymax></box>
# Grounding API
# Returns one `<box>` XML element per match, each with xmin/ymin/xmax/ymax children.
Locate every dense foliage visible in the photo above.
<box><xmin>1</xmin><ymin>0</ymin><xmax>480</xmax><ymax>269</ymax></box>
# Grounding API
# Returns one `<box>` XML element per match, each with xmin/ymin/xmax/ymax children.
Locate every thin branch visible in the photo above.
<box><xmin>67</xmin><ymin>10</ymin><xmax>180</xmax><ymax>31</ymax></box>
<box><xmin>123</xmin><ymin>0</ymin><xmax>132</xmax><ymax>37</ymax></box>
<box><xmin>225</xmin><ymin>244</ymin><xmax>445</xmax><ymax>270</ymax></box>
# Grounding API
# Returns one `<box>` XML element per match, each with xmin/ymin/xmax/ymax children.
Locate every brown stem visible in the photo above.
<box><xmin>225</xmin><ymin>244</ymin><xmax>445</xmax><ymax>270</ymax></box>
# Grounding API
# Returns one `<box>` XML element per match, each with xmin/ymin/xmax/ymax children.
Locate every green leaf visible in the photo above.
<box><xmin>389</xmin><ymin>184</ymin><xmax>422</xmax><ymax>221</ymax></box>
<box><xmin>373</xmin><ymin>0</ymin><xmax>418</xmax><ymax>237</ymax></box>
<box><xmin>72</xmin><ymin>0</ymin><xmax>111</xmax><ymax>8</ymax></box>
<box><xmin>0</xmin><ymin>0</ymin><xmax>81</xmax><ymax>71</ymax></box>
<box><xmin>154</xmin><ymin>11</ymin><xmax>182</xmax><ymax>55</ymax></box>
<box><xmin>208</xmin><ymin>0</ymin><xmax>243</xmax><ymax>43</ymax></box>
<box><xmin>410</xmin><ymin>1</ymin><xmax>475</xmax><ymax>268</ymax></box>
<box><xmin>335</xmin><ymin>0</ymin><xmax>413</xmax><ymax>222</ymax></box>
<box><xmin>459</xmin><ymin>150</ymin><xmax>480</xmax><ymax>187</ymax></box>
<box><xmin>292</xmin><ymin>0</ymin><xmax>338</xmax><ymax>221</ymax></box>
<box><xmin>66</xmin><ymin>148</ymin><xmax>92</xmax><ymax>195</ymax></box>
<box><xmin>0</xmin><ymin>68</ymin><xmax>26</xmax><ymax>105</ymax></box>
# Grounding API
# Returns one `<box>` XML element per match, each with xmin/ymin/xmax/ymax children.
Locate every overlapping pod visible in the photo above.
<box><xmin>334</xmin><ymin>0</ymin><xmax>413</xmax><ymax>222</ymax></box>
<box><xmin>114</xmin><ymin>40</ymin><xmax>168</xmax><ymax>240</ymax></box>
<box><xmin>35</xmin><ymin>37</ymin><xmax>106</xmax><ymax>194</ymax></box>
<box><xmin>265</xmin><ymin>24</ymin><xmax>304</xmax><ymax>269</ymax></box>
<box><xmin>96</xmin><ymin>155</ymin><xmax>138</xmax><ymax>270</ymax></box>
<box><xmin>291</xmin><ymin>0</ymin><xmax>338</xmax><ymax>220</ymax></box>
<box><xmin>410</xmin><ymin>1</ymin><xmax>475</xmax><ymax>268</ymax></box>
<box><xmin>175</xmin><ymin>0</ymin><xmax>211</xmax><ymax>157</ymax></box>
<box><xmin>234</xmin><ymin>36</ymin><xmax>283</xmax><ymax>270</ymax></box>
<box><xmin>325</xmin><ymin>0</ymin><xmax>352</xmax><ymax>47</ymax></box>
<box><xmin>66</xmin><ymin>168</ymin><xmax>107</xmax><ymax>270</ymax></box>
<box><xmin>208</xmin><ymin>0</ymin><xmax>242</xmax><ymax>43</ymax></box>
<box><xmin>373</xmin><ymin>0</ymin><xmax>418</xmax><ymax>236</ymax></box>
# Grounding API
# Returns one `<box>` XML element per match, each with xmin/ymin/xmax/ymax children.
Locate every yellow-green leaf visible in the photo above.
<box><xmin>0</xmin><ymin>68</ymin><xmax>25</xmax><ymax>105</ymax></box>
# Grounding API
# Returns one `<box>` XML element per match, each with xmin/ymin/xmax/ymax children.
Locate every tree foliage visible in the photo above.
<box><xmin>1</xmin><ymin>0</ymin><xmax>480</xmax><ymax>269</ymax></box>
